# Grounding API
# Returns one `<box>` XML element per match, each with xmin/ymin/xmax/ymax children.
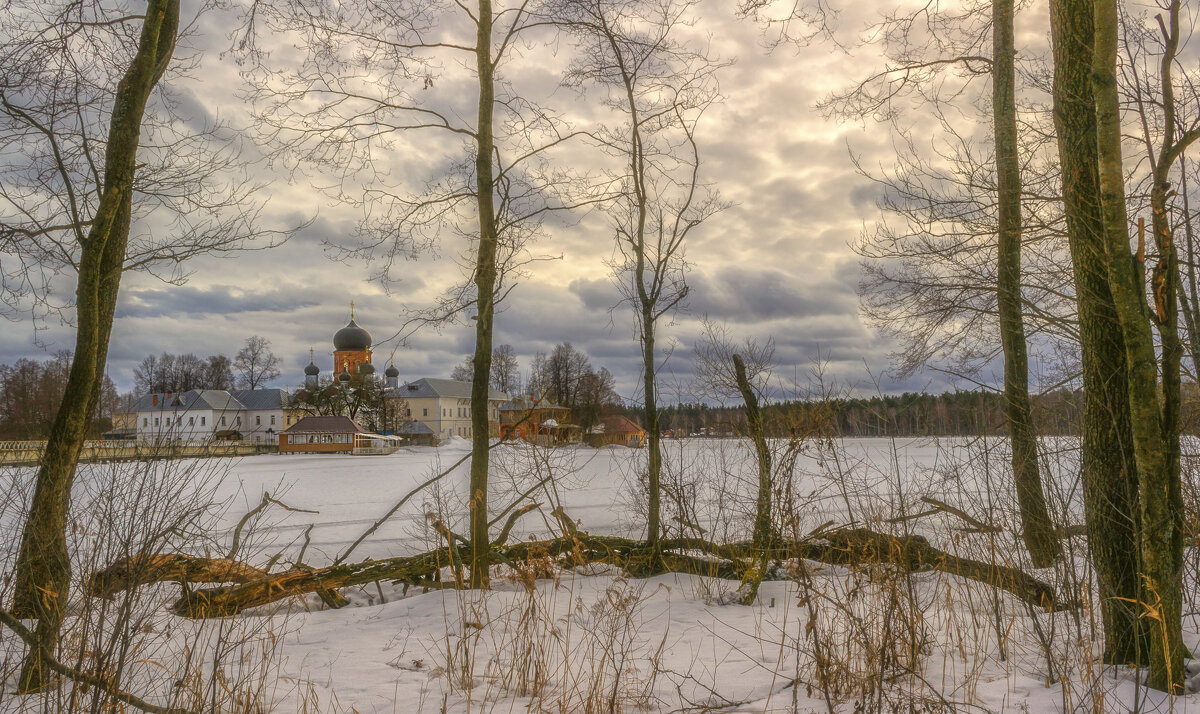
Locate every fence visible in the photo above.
<box><xmin>0</xmin><ymin>439</ymin><xmax>277</xmax><ymax>466</ymax></box>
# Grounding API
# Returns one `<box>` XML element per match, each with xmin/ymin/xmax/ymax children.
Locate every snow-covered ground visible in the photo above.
<box><xmin>2</xmin><ymin>437</ymin><xmax>1198</xmax><ymax>712</ymax></box>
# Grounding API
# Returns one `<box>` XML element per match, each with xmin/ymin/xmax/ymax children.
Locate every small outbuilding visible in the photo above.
<box><xmin>498</xmin><ymin>395</ymin><xmax>580</xmax><ymax>445</ymax></box>
<box><xmin>394</xmin><ymin>420</ymin><xmax>437</xmax><ymax>447</ymax></box>
<box><xmin>585</xmin><ymin>415</ymin><xmax>646</xmax><ymax>448</ymax></box>
<box><xmin>279</xmin><ymin>416</ymin><xmax>401</xmax><ymax>455</ymax></box>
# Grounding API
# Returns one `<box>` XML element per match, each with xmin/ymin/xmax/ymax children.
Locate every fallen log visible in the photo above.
<box><xmin>88</xmin><ymin>554</ymin><xmax>268</xmax><ymax>599</ymax></box>
<box><xmin>90</xmin><ymin>524</ymin><xmax>1066</xmax><ymax>618</ymax></box>
<box><xmin>792</xmin><ymin>528</ymin><xmax>1068</xmax><ymax>610</ymax></box>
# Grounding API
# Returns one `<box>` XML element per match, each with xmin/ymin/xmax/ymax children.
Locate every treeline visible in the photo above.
<box><xmin>0</xmin><ymin>353</ymin><xmax>119</xmax><ymax>440</ymax></box>
<box><xmin>652</xmin><ymin>391</ymin><xmax>1074</xmax><ymax>438</ymax></box>
<box><xmin>642</xmin><ymin>389</ymin><xmax>1200</xmax><ymax>439</ymax></box>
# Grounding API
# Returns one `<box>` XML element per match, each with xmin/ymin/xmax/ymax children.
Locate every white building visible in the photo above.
<box><xmin>131</xmin><ymin>388</ymin><xmax>295</xmax><ymax>443</ymax></box>
<box><xmin>390</xmin><ymin>378</ymin><xmax>508</xmax><ymax>442</ymax></box>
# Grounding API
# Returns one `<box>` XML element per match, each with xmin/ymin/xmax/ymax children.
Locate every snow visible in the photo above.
<box><xmin>2</xmin><ymin>437</ymin><xmax>1199</xmax><ymax>712</ymax></box>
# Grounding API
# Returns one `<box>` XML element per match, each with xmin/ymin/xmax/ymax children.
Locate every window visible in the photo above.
<box><xmin>143</xmin><ymin>418</ymin><xmax>148</xmax><ymax>427</ymax></box>
<box><xmin>221</xmin><ymin>416</ymin><xmax>226</xmax><ymax>426</ymax></box>
<box><xmin>423</xmin><ymin>408</ymin><xmax>428</xmax><ymax>417</ymax></box>
<box><xmin>256</xmin><ymin>415</ymin><xmax>262</xmax><ymax>426</ymax></box>
<box><xmin>188</xmin><ymin>417</ymin><xmax>194</xmax><ymax>426</ymax></box>
<box><xmin>154</xmin><ymin>418</ymin><xmax>160</xmax><ymax>427</ymax></box>
<box><xmin>236</xmin><ymin>417</ymin><xmax>241</xmax><ymax>425</ymax></box>
<box><xmin>201</xmin><ymin>416</ymin><xmax>206</xmax><ymax>426</ymax></box>
<box><xmin>271</xmin><ymin>415</ymin><xmax>276</xmax><ymax>426</ymax></box>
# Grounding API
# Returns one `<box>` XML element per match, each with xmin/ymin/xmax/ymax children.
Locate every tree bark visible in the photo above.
<box><xmin>11</xmin><ymin>1</ymin><xmax>179</xmax><ymax>692</ymax></box>
<box><xmin>1048</xmin><ymin>0</ymin><xmax>1146</xmax><ymax>666</ymax></box>
<box><xmin>1092</xmin><ymin>0</ymin><xmax>1183</xmax><ymax>690</ymax></box>
<box><xmin>642</xmin><ymin>310</ymin><xmax>662</xmax><ymax>553</ymax></box>
<box><xmin>468</xmin><ymin>0</ymin><xmax>498</xmax><ymax>589</ymax></box>
<box><xmin>733</xmin><ymin>354</ymin><xmax>773</xmax><ymax>604</ymax></box>
<box><xmin>992</xmin><ymin>0</ymin><xmax>1060</xmax><ymax>568</ymax></box>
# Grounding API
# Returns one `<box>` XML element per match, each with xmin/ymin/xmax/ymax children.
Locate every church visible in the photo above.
<box><xmin>301</xmin><ymin>301</ymin><xmax>401</xmax><ymax>390</ymax></box>
<box><xmin>298</xmin><ymin>305</ymin><xmax>508</xmax><ymax>443</ymax></box>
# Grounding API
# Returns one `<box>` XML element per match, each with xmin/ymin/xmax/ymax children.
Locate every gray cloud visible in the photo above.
<box><xmin>0</xmin><ymin>0</ymin><xmax>990</xmax><ymax>400</ymax></box>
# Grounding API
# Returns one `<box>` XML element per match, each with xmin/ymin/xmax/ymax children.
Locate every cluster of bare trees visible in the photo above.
<box><xmin>527</xmin><ymin>342</ymin><xmax>622</xmax><ymax>430</ymax></box>
<box><xmin>754</xmin><ymin>0</ymin><xmax>1199</xmax><ymax>693</ymax></box>
<box><xmin>0</xmin><ymin>353</ymin><xmax>119</xmax><ymax>440</ymax></box>
<box><xmin>131</xmin><ymin>336</ymin><xmax>282</xmax><ymax>394</ymax></box>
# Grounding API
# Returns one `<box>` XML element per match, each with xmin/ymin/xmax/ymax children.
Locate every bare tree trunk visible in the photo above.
<box><xmin>1146</xmin><ymin>7</ymin><xmax>1191</xmax><ymax>672</ymax></box>
<box><xmin>993</xmin><ymin>0</ymin><xmax>1060</xmax><ymax>568</ymax></box>
<box><xmin>1093</xmin><ymin>0</ymin><xmax>1183</xmax><ymax>690</ymax></box>
<box><xmin>469</xmin><ymin>0</ymin><xmax>498</xmax><ymax>589</ymax></box>
<box><xmin>733</xmin><ymin>354</ymin><xmax>772</xmax><ymax>604</ymax></box>
<box><xmin>642</xmin><ymin>310</ymin><xmax>662</xmax><ymax>553</ymax></box>
<box><xmin>1049</xmin><ymin>0</ymin><xmax>1146</xmax><ymax>667</ymax></box>
<box><xmin>11</xmin><ymin>0</ymin><xmax>179</xmax><ymax>692</ymax></box>
<box><xmin>1177</xmin><ymin>160</ymin><xmax>1200</xmax><ymax>376</ymax></box>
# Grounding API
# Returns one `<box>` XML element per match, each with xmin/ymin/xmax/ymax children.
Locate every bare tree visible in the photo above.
<box><xmin>6</xmin><ymin>0</ymin><xmax>180</xmax><ymax>692</ymax></box>
<box><xmin>992</xmin><ymin>0</ymin><xmax>1059</xmax><ymax>567</ymax></box>
<box><xmin>694</xmin><ymin>319</ymin><xmax>775</xmax><ymax>603</ymax></box>
<box><xmin>808</xmin><ymin>0</ymin><xmax>1062</xmax><ymax>566</ymax></box>
<box><xmin>2</xmin><ymin>0</ymin><xmax>286</xmax><ymax>685</ymax></box>
<box><xmin>204</xmin><ymin>354</ymin><xmax>235</xmax><ymax>391</ymax></box>
<box><xmin>234</xmin><ymin>336</ymin><xmax>281</xmax><ymax>390</ymax></box>
<box><xmin>490</xmin><ymin>343</ymin><xmax>521</xmax><ymax>394</ymax></box>
<box><xmin>1049</xmin><ymin>0</ymin><xmax>1145</xmax><ymax>671</ymax></box>
<box><xmin>450</xmin><ymin>345</ymin><xmax>519</xmax><ymax>393</ymax></box>
<box><xmin>450</xmin><ymin>355</ymin><xmax>475</xmax><ymax>383</ymax></box>
<box><xmin>1092</xmin><ymin>0</ymin><xmax>1189</xmax><ymax>691</ymax></box>
<box><xmin>551</xmin><ymin>0</ymin><xmax>727</xmax><ymax>554</ymax></box>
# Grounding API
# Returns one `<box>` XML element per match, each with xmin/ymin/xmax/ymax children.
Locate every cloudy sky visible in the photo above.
<box><xmin>1</xmin><ymin>0</ymin><xmax>1023</xmax><ymax>401</ymax></box>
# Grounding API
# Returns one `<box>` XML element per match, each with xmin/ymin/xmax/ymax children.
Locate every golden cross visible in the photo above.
<box><xmin>350</xmin><ymin>300</ymin><xmax>355</xmax><ymax>319</ymax></box>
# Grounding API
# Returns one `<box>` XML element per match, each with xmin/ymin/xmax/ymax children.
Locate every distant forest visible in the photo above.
<box><xmin>637</xmin><ymin>388</ymin><xmax>1200</xmax><ymax>439</ymax></box>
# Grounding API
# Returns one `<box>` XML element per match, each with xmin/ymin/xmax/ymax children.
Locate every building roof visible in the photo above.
<box><xmin>397</xmin><ymin>377</ymin><xmax>508</xmax><ymax>401</ymax></box>
<box><xmin>597</xmin><ymin>415</ymin><xmax>645</xmax><ymax>435</ymax></box>
<box><xmin>333</xmin><ymin>318</ymin><xmax>372</xmax><ymax>351</ymax></box>
<box><xmin>394</xmin><ymin>420</ymin><xmax>435</xmax><ymax>435</ymax></box>
<box><xmin>282</xmin><ymin>415</ymin><xmax>365</xmax><ymax>434</ymax></box>
<box><xmin>131</xmin><ymin>390</ymin><xmax>245</xmax><ymax>413</ymax></box>
<box><xmin>230</xmin><ymin>388</ymin><xmax>291</xmax><ymax>410</ymax></box>
<box><xmin>131</xmin><ymin>388</ymin><xmax>292</xmax><ymax>413</ymax></box>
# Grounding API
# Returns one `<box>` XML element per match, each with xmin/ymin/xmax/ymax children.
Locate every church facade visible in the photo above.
<box><xmin>298</xmin><ymin>306</ymin><xmax>507</xmax><ymax>444</ymax></box>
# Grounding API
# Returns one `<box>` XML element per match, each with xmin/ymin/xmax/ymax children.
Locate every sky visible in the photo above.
<box><xmin>0</xmin><ymin>0</ymin><xmax>1026</xmax><ymax>402</ymax></box>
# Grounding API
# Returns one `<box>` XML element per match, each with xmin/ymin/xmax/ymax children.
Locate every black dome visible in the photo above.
<box><xmin>333</xmin><ymin>319</ymin><xmax>372</xmax><ymax>351</ymax></box>
<box><xmin>385</xmin><ymin>364</ymin><xmax>399</xmax><ymax>378</ymax></box>
<box><xmin>338</xmin><ymin>370</ymin><xmax>351</xmax><ymax>382</ymax></box>
<box><xmin>359</xmin><ymin>362</ymin><xmax>375</xmax><ymax>375</ymax></box>
<box><xmin>304</xmin><ymin>361</ymin><xmax>320</xmax><ymax>376</ymax></box>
